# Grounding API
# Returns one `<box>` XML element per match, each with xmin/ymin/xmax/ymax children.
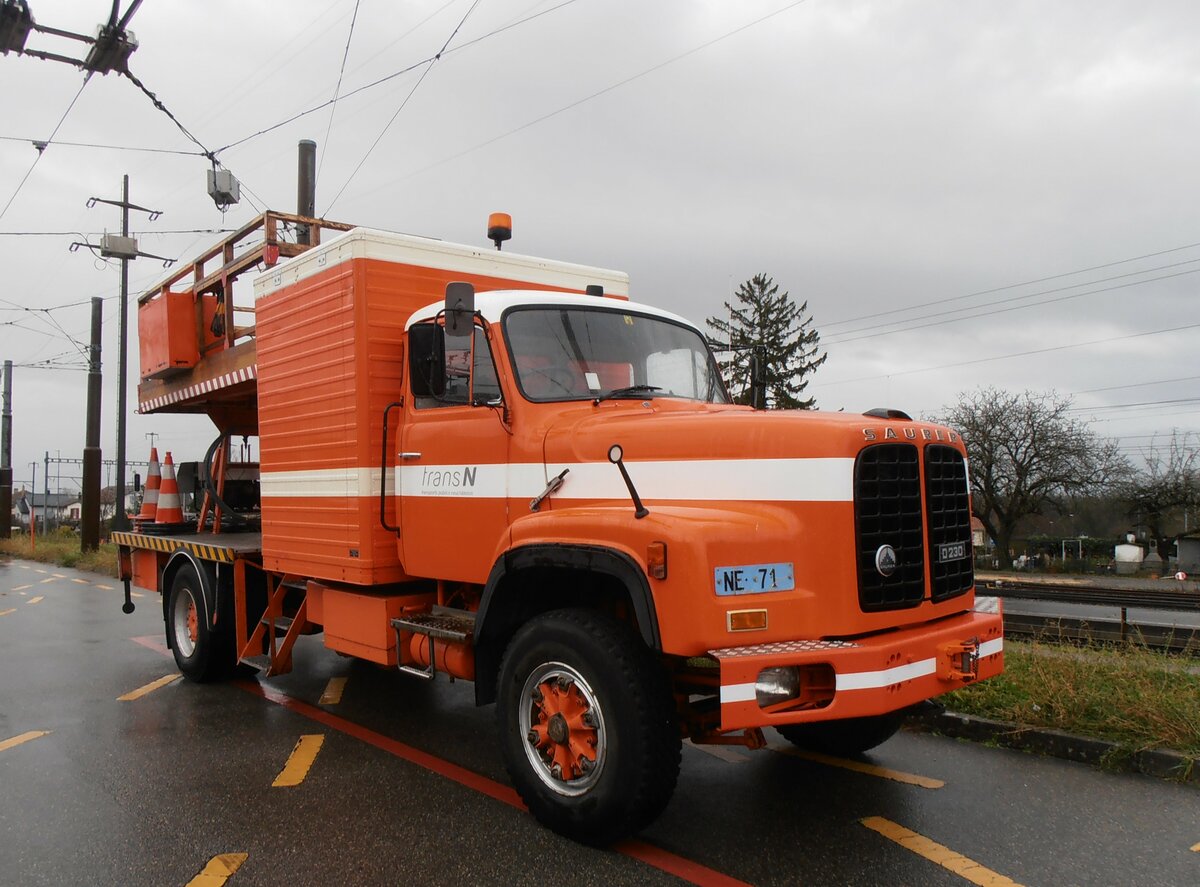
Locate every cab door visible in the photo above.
<box><xmin>399</xmin><ymin>322</ymin><xmax>510</xmax><ymax>582</ymax></box>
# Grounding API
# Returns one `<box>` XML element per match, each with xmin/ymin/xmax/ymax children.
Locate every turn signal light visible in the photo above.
<box><xmin>727</xmin><ymin>609</ymin><xmax>767</xmax><ymax>632</ymax></box>
<box><xmin>647</xmin><ymin>541</ymin><xmax>667</xmax><ymax>580</ymax></box>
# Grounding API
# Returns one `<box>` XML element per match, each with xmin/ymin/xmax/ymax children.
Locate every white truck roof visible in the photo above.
<box><xmin>404</xmin><ymin>290</ymin><xmax>701</xmax><ymax>331</ymax></box>
<box><xmin>254</xmin><ymin>226</ymin><xmax>630</xmax><ymax>302</ymax></box>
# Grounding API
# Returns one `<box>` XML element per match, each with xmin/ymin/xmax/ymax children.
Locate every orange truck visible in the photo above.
<box><xmin>114</xmin><ymin>211</ymin><xmax>1003</xmax><ymax>845</ymax></box>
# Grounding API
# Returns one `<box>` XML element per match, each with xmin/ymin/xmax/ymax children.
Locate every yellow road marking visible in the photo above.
<box><xmin>95</xmin><ymin>583</ymin><xmax>113</xmax><ymax>590</ymax></box>
<box><xmin>1191</xmin><ymin>842</ymin><xmax>1200</xmax><ymax>853</ymax></box>
<box><xmin>862</xmin><ymin>817</ymin><xmax>1023</xmax><ymax>886</ymax></box>
<box><xmin>33</xmin><ymin>568</ymin><xmax>46</xmax><ymax>574</ymax></box>
<box><xmin>185</xmin><ymin>853</ymin><xmax>248</xmax><ymax>887</ymax></box>
<box><xmin>685</xmin><ymin>739</ymin><xmax>747</xmax><ymax>764</ymax></box>
<box><xmin>131</xmin><ymin>591</ymin><xmax>145</xmax><ymax>598</ymax></box>
<box><xmin>12</xmin><ymin>584</ymin><xmax>32</xmax><ymax>591</ymax></box>
<box><xmin>39</xmin><ymin>577</ymin><xmax>56</xmax><ymax>584</ymax></box>
<box><xmin>52</xmin><ymin>573</ymin><xmax>65</xmax><ymax>578</ymax></box>
<box><xmin>28</xmin><ymin>596</ymin><xmax>44</xmax><ymax>605</ymax></box>
<box><xmin>318</xmin><ymin>677</ymin><xmax>348</xmax><ymax>705</ymax></box>
<box><xmin>773</xmin><ymin>745</ymin><xmax>944</xmax><ymax>789</ymax></box>
<box><xmin>0</xmin><ymin>730</ymin><xmax>50</xmax><ymax>753</ymax></box>
<box><xmin>272</xmin><ymin>734</ymin><xmax>325</xmax><ymax>787</ymax></box>
<box><xmin>118</xmin><ymin>674</ymin><xmax>182</xmax><ymax>701</ymax></box>
<box><xmin>18</xmin><ymin>564</ymin><xmax>30</xmax><ymax>569</ymax></box>
<box><xmin>72</xmin><ymin>578</ymin><xmax>89</xmax><ymax>585</ymax></box>
<box><xmin>0</xmin><ymin>608</ymin><xmax>16</xmax><ymax>617</ymax></box>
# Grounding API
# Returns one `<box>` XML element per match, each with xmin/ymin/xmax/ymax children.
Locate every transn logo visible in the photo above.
<box><xmin>420</xmin><ymin>466</ymin><xmax>478</xmax><ymax>495</ymax></box>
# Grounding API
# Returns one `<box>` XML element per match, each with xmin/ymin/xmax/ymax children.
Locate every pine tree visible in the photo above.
<box><xmin>706</xmin><ymin>274</ymin><xmax>827</xmax><ymax>409</ymax></box>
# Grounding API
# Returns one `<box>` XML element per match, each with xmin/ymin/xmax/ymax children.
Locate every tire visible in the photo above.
<box><xmin>496</xmin><ymin>609</ymin><xmax>681</xmax><ymax>845</ymax></box>
<box><xmin>167</xmin><ymin>567</ymin><xmax>234</xmax><ymax>682</ymax></box>
<box><xmin>777</xmin><ymin>711</ymin><xmax>906</xmax><ymax>756</ymax></box>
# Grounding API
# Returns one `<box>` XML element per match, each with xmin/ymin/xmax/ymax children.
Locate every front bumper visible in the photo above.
<box><xmin>710</xmin><ymin>597</ymin><xmax>1003</xmax><ymax>731</ymax></box>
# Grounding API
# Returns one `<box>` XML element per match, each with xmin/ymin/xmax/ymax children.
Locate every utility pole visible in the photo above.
<box><xmin>29</xmin><ymin>459</ymin><xmax>36</xmax><ymax>548</ymax></box>
<box><xmin>43</xmin><ymin>450</ymin><xmax>50</xmax><ymax>533</ymax></box>
<box><xmin>81</xmin><ymin>297</ymin><xmax>102</xmax><ymax>550</ymax></box>
<box><xmin>115</xmin><ymin>175</ymin><xmax>131</xmax><ymax>531</ymax></box>
<box><xmin>79</xmin><ymin>176</ymin><xmax>164</xmax><ymax>531</ymax></box>
<box><xmin>0</xmin><ymin>359</ymin><xmax>11</xmax><ymax>539</ymax></box>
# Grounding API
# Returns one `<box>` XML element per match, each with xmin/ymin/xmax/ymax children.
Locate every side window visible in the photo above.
<box><xmin>414</xmin><ymin>325</ymin><xmax>502</xmax><ymax>409</ymax></box>
<box><xmin>472</xmin><ymin>327</ymin><xmax>502</xmax><ymax>403</ymax></box>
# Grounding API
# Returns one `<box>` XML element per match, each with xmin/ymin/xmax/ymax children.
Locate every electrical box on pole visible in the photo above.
<box><xmin>207</xmin><ymin>169</ymin><xmax>240</xmax><ymax>210</ymax></box>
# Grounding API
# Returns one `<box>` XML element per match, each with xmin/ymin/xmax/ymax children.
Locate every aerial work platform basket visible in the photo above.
<box><xmin>136</xmin><ymin>211</ymin><xmax>353</xmax><ymax>425</ymax></box>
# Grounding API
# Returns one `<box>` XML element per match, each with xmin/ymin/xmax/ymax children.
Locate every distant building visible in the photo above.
<box><xmin>1176</xmin><ymin>538</ymin><xmax>1200</xmax><ymax>573</ymax></box>
<box><xmin>12</xmin><ymin>488</ymin><xmax>75</xmax><ymax>527</ymax></box>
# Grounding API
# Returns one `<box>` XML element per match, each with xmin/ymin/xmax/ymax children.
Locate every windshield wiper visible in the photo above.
<box><xmin>593</xmin><ymin>384</ymin><xmax>662</xmax><ymax>405</ymax></box>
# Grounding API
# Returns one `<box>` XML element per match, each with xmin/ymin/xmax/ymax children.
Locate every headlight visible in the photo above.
<box><xmin>755</xmin><ymin>666</ymin><xmax>800</xmax><ymax>707</ymax></box>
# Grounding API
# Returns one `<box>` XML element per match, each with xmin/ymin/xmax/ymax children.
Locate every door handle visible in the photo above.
<box><xmin>400</xmin><ymin>452</ymin><xmax>422</xmax><ymax>459</ymax></box>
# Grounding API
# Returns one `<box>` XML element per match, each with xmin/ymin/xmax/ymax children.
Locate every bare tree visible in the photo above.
<box><xmin>933</xmin><ymin>388</ymin><xmax>1128</xmax><ymax>566</ymax></box>
<box><xmin>1121</xmin><ymin>432</ymin><xmax>1199</xmax><ymax>560</ymax></box>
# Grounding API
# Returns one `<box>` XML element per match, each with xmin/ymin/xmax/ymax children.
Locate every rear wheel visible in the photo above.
<box><xmin>167</xmin><ymin>567</ymin><xmax>234</xmax><ymax>682</ymax></box>
<box><xmin>777</xmin><ymin>711</ymin><xmax>906</xmax><ymax>755</ymax></box>
<box><xmin>496</xmin><ymin>609</ymin><xmax>680</xmax><ymax>845</ymax></box>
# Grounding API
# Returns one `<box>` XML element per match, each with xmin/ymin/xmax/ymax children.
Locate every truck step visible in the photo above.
<box><xmin>261</xmin><ymin>615</ymin><xmax>295</xmax><ymax>633</ymax></box>
<box><xmin>391</xmin><ymin>607</ymin><xmax>476</xmax><ymax>680</ymax></box>
<box><xmin>391</xmin><ymin>606</ymin><xmax>476</xmax><ymax>643</ymax></box>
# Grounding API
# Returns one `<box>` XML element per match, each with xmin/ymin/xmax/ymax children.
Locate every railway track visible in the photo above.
<box><xmin>976</xmin><ymin>575</ymin><xmax>1200</xmax><ymax>652</ymax></box>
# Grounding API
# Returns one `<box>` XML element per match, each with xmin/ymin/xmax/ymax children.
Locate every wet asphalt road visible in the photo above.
<box><xmin>1</xmin><ymin>557</ymin><xmax>1198</xmax><ymax>887</ymax></box>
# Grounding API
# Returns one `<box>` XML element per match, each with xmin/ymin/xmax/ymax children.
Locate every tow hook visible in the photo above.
<box><xmin>938</xmin><ymin>637</ymin><xmax>979</xmax><ymax>682</ymax></box>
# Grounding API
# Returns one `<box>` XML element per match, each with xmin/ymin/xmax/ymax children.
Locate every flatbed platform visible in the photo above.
<box><xmin>111</xmin><ymin>530</ymin><xmax>263</xmax><ymax>563</ymax></box>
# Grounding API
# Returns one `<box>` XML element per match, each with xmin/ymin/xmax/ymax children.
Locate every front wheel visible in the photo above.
<box><xmin>777</xmin><ymin>711</ymin><xmax>906</xmax><ymax>756</ymax></box>
<box><xmin>496</xmin><ymin>609</ymin><xmax>680</xmax><ymax>845</ymax></box>
<box><xmin>167</xmin><ymin>567</ymin><xmax>234</xmax><ymax>682</ymax></box>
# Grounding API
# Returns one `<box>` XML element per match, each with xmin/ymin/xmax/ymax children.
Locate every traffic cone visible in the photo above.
<box><xmin>135</xmin><ymin>447</ymin><xmax>160</xmax><ymax>523</ymax></box>
<box><xmin>154</xmin><ymin>452</ymin><xmax>184</xmax><ymax>525</ymax></box>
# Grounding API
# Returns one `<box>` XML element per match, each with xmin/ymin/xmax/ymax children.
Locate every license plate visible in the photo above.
<box><xmin>938</xmin><ymin>542</ymin><xmax>968</xmax><ymax>563</ymax></box>
<box><xmin>714</xmin><ymin>562</ymin><xmax>794</xmax><ymax>595</ymax></box>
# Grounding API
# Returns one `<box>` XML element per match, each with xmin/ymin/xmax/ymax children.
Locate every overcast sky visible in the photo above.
<box><xmin>2</xmin><ymin>0</ymin><xmax>1197</xmax><ymax>495</ymax></box>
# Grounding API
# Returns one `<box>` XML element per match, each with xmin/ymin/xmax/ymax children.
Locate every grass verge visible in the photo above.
<box><xmin>943</xmin><ymin>638</ymin><xmax>1200</xmax><ymax>757</ymax></box>
<box><xmin>0</xmin><ymin>530</ymin><xmax>119</xmax><ymax>577</ymax></box>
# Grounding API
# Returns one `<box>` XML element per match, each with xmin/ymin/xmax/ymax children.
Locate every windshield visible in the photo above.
<box><xmin>503</xmin><ymin>305</ymin><xmax>730</xmax><ymax>403</ymax></box>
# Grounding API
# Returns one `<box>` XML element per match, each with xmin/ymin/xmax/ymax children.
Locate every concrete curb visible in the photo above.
<box><xmin>909</xmin><ymin>709</ymin><xmax>1198</xmax><ymax>786</ymax></box>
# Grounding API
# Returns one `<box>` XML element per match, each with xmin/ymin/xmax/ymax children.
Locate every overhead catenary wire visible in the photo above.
<box><xmin>316</xmin><ymin>0</ymin><xmax>363</xmax><ymax>188</ymax></box>
<box><xmin>0</xmin><ymin>77</ymin><xmax>92</xmax><ymax>222</ymax></box>
<box><xmin>118</xmin><ymin>67</ymin><xmax>267</xmax><ymax>213</ymax></box>
<box><xmin>820</xmin><ymin>321</ymin><xmax>1200</xmax><ymax>387</ymax></box>
<box><xmin>324</xmin><ymin>0</ymin><xmax>484</xmax><ymax>215</ymax></box>
<box><xmin>1076</xmin><ymin>375</ymin><xmax>1200</xmax><ymax>395</ymax></box>
<box><xmin>0</xmin><ymin>228</ymin><xmax>235</xmax><ymax>237</ymax></box>
<box><xmin>822</xmin><ymin>264</ymin><xmax>1200</xmax><ymax>346</ymax></box>
<box><xmin>821</xmin><ymin>239</ymin><xmax>1200</xmax><ymax>329</ymax></box>
<box><xmin>1067</xmin><ymin>397</ymin><xmax>1200</xmax><ymax>414</ymax></box>
<box><xmin>363</xmin><ymin>0</ymin><xmax>813</xmax><ymax>196</ymax></box>
<box><xmin>214</xmin><ymin>0</ymin><xmax>582</xmax><ymax>156</ymax></box>
<box><xmin>120</xmin><ymin>68</ymin><xmax>218</xmax><ymax>164</ymax></box>
<box><xmin>0</xmin><ymin>135</ymin><xmax>205</xmax><ymax>156</ymax></box>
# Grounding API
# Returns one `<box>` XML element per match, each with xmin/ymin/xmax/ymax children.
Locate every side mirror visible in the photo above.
<box><xmin>445</xmin><ymin>281</ymin><xmax>475</xmax><ymax>338</ymax></box>
<box><xmin>409</xmin><ymin>323</ymin><xmax>446</xmax><ymax>397</ymax></box>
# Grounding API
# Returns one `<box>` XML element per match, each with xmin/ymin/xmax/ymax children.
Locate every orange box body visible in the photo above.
<box><xmin>253</xmin><ymin>229</ymin><xmax>628</xmax><ymax>587</ymax></box>
<box><xmin>138</xmin><ymin>291</ymin><xmax>200</xmax><ymax>379</ymax></box>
